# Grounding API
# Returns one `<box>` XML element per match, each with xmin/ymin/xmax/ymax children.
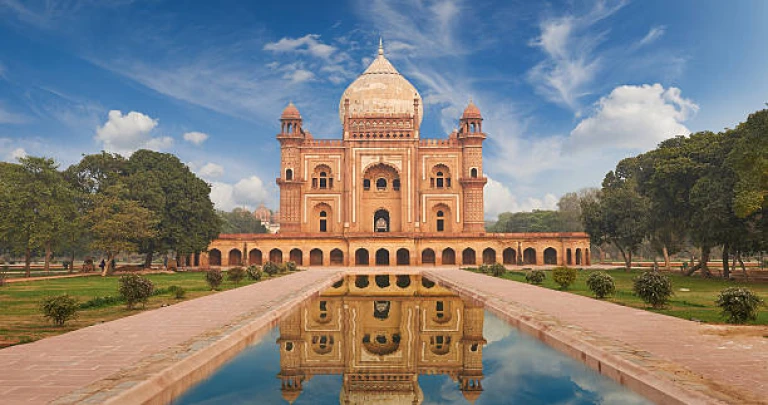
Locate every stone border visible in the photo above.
<box><xmin>425</xmin><ymin>270</ymin><xmax>743</xmax><ymax>405</ymax></box>
<box><xmin>62</xmin><ymin>271</ymin><xmax>344</xmax><ymax>405</ymax></box>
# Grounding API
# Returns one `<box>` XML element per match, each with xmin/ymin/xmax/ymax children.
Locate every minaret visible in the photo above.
<box><xmin>277</xmin><ymin>308</ymin><xmax>304</xmax><ymax>403</ymax></box>
<box><xmin>459</xmin><ymin>299</ymin><xmax>486</xmax><ymax>404</ymax></box>
<box><xmin>276</xmin><ymin>103</ymin><xmax>304</xmax><ymax>233</ymax></box>
<box><xmin>458</xmin><ymin>101</ymin><xmax>487</xmax><ymax>233</ymax></box>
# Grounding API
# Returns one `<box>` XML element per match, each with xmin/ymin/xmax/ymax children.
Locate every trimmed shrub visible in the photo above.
<box><xmin>246</xmin><ymin>265</ymin><xmax>262</xmax><ymax>280</ymax></box>
<box><xmin>552</xmin><ymin>266</ymin><xmax>577</xmax><ymax>290</ymax></box>
<box><xmin>228</xmin><ymin>266</ymin><xmax>246</xmax><ymax>285</ymax></box>
<box><xmin>118</xmin><ymin>274</ymin><xmax>155</xmax><ymax>309</ymax></box>
<box><xmin>205</xmin><ymin>268</ymin><xmax>224</xmax><ymax>290</ymax></box>
<box><xmin>263</xmin><ymin>261</ymin><xmax>279</xmax><ymax>277</ymax></box>
<box><xmin>716</xmin><ymin>287</ymin><xmax>764</xmax><ymax>324</ymax></box>
<box><xmin>525</xmin><ymin>269</ymin><xmax>546</xmax><ymax>285</ymax></box>
<box><xmin>633</xmin><ymin>271</ymin><xmax>673</xmax><ymax>308</ymax></box>
<box><xmin>168</xmin><ymin>285</ymin><xmax>186</xmax><ymax>299</ymax></box>
<box><xmin>40</xmin><ymin>294</ymin><xmax>79</xmax><ymax>326</ymax></box>
<box><xmin>490</xmin><ymin>263</ymin><xmax>506</xmax><ymax>277</ymax></box>
<box><xmin>586</xmin><ymin>271</ymin><xmax>615</xmax><ymax>299</ymax></box>
<box><xmin>478</xmin><ymin>264</ymin><xmax>490</xmax><ymax>273</ymax></box>
<box><xmin>285</xmin><ymin>261</ymin><xmax>298</xmax><ymax>272</ymax></box>
<box><xmin>80</xmin><ymin>295</ymin><xmax>123</xmax><ymax>309</ymax></box>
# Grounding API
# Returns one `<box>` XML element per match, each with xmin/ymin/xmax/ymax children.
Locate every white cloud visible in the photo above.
<box><xmin>0</xmin><ymin>105</ymin><xmax>27</xmax><ymax>124</ymax></box>
<box><xmin>570</xmin><ymin>83</ymin><xmax>698</xmax><ymax>150</ymax></box>
<box><xmin>284</xmin><ymin>69</ymin><xmax>315</xmax><ymax>83</ymax></box>
<box><xmin>263</xmin><ymin>34</ymin><xmax>337</xmax><ymax>59</ymax></box>
<box><xmin>638</xmin><ymin>25</ymin><xmax>666</xmax><ymax>47</ymax></box>
<box><xmin>527</xmin><ymin>0</ymin><xmax>628</xmax><ymax>110</ymax></box>
<box><xmin>9</xmin><ymin>147</ymin><xmax>26</xmax><ymax>161</ymax></box>
<box><xmin>210</xmin><ymin>175</ymin><xmax>270</xmax><ymax>211</ymax></box>
<box><xmin>485</xmin><ymin>175</ymin><xmax>558</xmax><ymax>218</ymax></box>
<box><xmin>95</xmin><ymin>110</ymin><xmax>172</xmax><ymax>155</ymax></box>
<box><xmin>183</xmin><ymin>131</ymin><xmax>209</xmax><ymax>145</ymax></box>
<box><xmin>199</xmin><ymin>162</ymin><xmax>224</xmax><ymax>178</ymax></box>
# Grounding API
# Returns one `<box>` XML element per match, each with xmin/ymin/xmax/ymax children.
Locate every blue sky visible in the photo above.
<box><xmin>1</xmin><ymin>0</ymin><xmax>767</xmax><ymax>218</ymax></box>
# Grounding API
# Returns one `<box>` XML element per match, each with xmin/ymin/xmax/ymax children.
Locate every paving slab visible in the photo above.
<box><xmin>0</xmin><ymin>270</ymin><xmax>341</xmax><ymax>404</ymax></box>
<box><xmin>426</xmin><ymin>269</ymin><xmax>768</xmax><ymax>405</ymax></box>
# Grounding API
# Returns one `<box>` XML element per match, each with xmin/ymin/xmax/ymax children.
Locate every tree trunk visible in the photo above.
<box><xmin>617</xmin><ymin>246</ymin><xmax>631</xmax><ymax>271</ymax></box>
<box><xmin>737</xmin><ymin>252</ymin><xmax>748</xmax><ymax>280</ymax></box>
<box><xmin>722</xmin><ymin>243</ymin><xmax>730</xmax><ymax>279</ymax></box>
<box><xmin>144</xmin><ymin>251</ymin><xmax>153</xmax><ymax>269</ymax></box>
<box><xmin>70</xmin><ymin>250</ymin><xmax>76</xmax><ymax>274</ymax></box>
<box><xmin>662</xmin><ymin>245</ymin><xmax>671</xmax><ymax>271</ymax></box>
<box><xmin>101</xmin><ymin>252</ymin><xmax>114</xmax><ymax>277</ymax></box>
<box><xmin>24</xmin><ymin>246</ymin><xmax>32</xmax><ymax>278</ymax></box>
<box><xmin>44</xmin><ymin>241</ymin><xmax>52</xmax><ymax>273</ymax></box>
<box><xmin>700</xmin><ymin>246</ymin><xmax>712</xmax><ymax>277</ymax></box>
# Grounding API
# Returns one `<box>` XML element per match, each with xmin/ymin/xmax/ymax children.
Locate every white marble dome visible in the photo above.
<box><xmin>339</xmin><ymin>42</ymin><xmax>423</xmax><ymax>126</ymax></box>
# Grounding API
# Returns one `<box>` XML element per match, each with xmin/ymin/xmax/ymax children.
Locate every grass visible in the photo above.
<box><xmin>465</xmin><ymin>267</ymin><xmax>768</xmax><ymax>325</ymax></box>
<box><xmin>0</xmin><ymin>270</ymin><xmax>285</xmax><ymax>347</ymax></box>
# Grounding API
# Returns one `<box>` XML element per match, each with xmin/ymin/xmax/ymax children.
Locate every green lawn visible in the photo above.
<box><xmin>0</xmin><ymin>271</ymin><xmax>280</xmax><ymax>347</ymax></box>
<box><xmin>465</xmin><ymin>267</ymin><xmax>768</xmax><ymax>325</ymax></box>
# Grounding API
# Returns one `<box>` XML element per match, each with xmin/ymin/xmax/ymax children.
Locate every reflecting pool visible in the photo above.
<box><xmin>173</xmin><ymin>274</ymin><xmax>652</xmax><ymax>404</ymax></box>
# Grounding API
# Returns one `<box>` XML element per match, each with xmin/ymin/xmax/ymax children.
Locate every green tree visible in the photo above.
<box><xmin>728</xmin><ymin>109</ymin><xmax>768</xmax><ymax>217</ymax></box>
<box><xmin>0</xmin><ymin>157</ymin><xmax>75</xmax><ymax>276</ymax></box>
<box><xmin>84</xmin><ymin>184</ymin><xmax>158</xmax><ymax>276</ymax></box>
<box><xmin>124</xmin><ymin>150</ymin><xmax>220</xmax><ymax>267</ymax></box>
<box><xmin>218</xmin><ymin>208</ymin><xmax>268</xmax><ymax>234</ymax></box>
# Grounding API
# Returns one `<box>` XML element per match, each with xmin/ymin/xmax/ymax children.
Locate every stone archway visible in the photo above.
<box><xmin>503</xmin><ymin>248</ymin><xmax>516</xmax><ymax>265</ymax></box>
<box><xmin>248</xmin><ymin>249</ymin><xmax>262</xmax><ymax>265</ymax></box>
<box><xmin>575</xmin><ymin>248</ymin><xmax>583</xmax><ymax>265</ymax></box>
<box><xmin>396</xmin><ymin>249</ymin><xmax>410</xmax><ymax>266</ymax></box>
<box><xmin>356</xmin><ymin>249</ymin><xmax>369</xmax><ymax>266</ymax></box>
<box><xmin>482</xmin><ymin>248</ymin><xmax>496</xmax><ymax>264</ymax></box>
<box><xmin>544</xmin><ymin>247</ymin><xmax>557</xmax><ymax>265</ymax></box>
<box><xmin>523</xmin><ymin>248</ymin><xmax>536</xmax><ymax>265</ymax></box>
<box><xmin>422</xmin><ymin>249</ymin><xmax>436</xmax><ymax>265</ymax></box>
<box><xmin>228</xmin><ymin>249</ymin><xmax>242</xmax><ymax>266</ymax></box>
<box><xmin>330</xmin><ymin>249</ymin><xmax>344</xmax><ymax>265</ymax></box>
<box><xmin>269</xmin><ymin>249</ymin><xmax>283</xmax><ymax>264</ymax></box>
<box><xmin>462</xmin><ymin>248</ymin><xmax>476</xmax><ymax>265</ymax></box>
<box><xmin>310</xmin><ymin>249</ymin><xmax>323</xmax><ymax>266</ymax></box>
<box><xmin>566</xmin><ymin>248</ymin><xmax>573</xmax><ymax>265</ymax></box>
<box><xmin>442</xmin><ymin>248</ymin><xmax>456</xmax><ymax>265</ymax></box>
<box><xmin>374</xmin><ymin>209</ymin><xmax>390</xmax><ymax>233</ymax></box>
<box><xmin>289</xmin><ymin>248</ymin><xmax>303</xmax><ymax>265</ymax></box>
<box><xmin>376</xmin><ymin>249</ymin><xmax>390</xmax><ymax>266</ymax></box>
<box><xmin>209</xmin><ymin>249</ymin><xmax>221</xmax><ymax>266</ymax></box>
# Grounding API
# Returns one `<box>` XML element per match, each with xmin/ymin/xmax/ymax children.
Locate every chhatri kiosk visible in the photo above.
<box><xmin>202</xmin><ymin>42</ymin><xmax>589</xmax><ymax>268</ymax></box>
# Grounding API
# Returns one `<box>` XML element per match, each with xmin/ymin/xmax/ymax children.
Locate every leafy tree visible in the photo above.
<box><xmin>728</xmin><ymin>109</ymin><xmax>768</xmax><ymax>217</ymax></box>
<box><xmin>63</xmin><ymin>151</ymin><xmax>127</xmax><ymax>195</ymax></box>
<box><xmin>84</xmin><ymin>184</ymin><xmax>158</xmax><ymax>276</ymax></box>
<box><xmin>125</xmin><ymin>150</ymin><xmax>220</xmax><ymax>267</ymax></box>
<box><xmin>218</xmin><ymin>208</ymin><xmax>268</xmax><ymax>234</ymax></box>
<box><xmin>0</xmin><ymin>157</ymin><xmax>75</xmax><ymax>276</ymax></box>
<box><xmin>581</xmin><ymin>158</ymin><xmax>650</xmax><ymax>270</ymax></box>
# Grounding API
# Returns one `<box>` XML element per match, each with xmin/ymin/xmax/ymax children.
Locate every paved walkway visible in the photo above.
<box><xmin>426</xmin><ymin>269</ymin><xmax>768</xmax><ymax>404</ymax></box>
<box><xmin>0</xmin><ymin>270</ymin><xmax>340</xmax><ymax>404</ymax></box>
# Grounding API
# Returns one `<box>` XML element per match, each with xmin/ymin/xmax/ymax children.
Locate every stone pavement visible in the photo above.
<box><xmin>426</xmin><ymin>269</ymin><xmax>768</xmax><ymax>405</ymax></box>
<box><xmin>0</xmin><ymin>270</ymin><xmax>341</xmax><ymax>404</ymax></box>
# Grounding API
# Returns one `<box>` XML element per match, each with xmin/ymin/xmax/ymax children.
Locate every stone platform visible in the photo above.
<box><xmin>1</xmin><ymin>267</ymin><xmax>766</xmax><ymax>404</ymax></box>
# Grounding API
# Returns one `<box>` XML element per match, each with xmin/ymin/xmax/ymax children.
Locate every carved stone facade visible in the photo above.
<box><xmin>202</xmin><ymin>42</ymin><xmax>590</xmax><ymax>267</ymax></box>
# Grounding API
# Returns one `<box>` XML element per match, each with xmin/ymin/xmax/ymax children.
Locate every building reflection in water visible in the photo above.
<box><xmin>276</xmin><ymin>274</ymin><xmax>486</xmax><ymax>404</ymax></box>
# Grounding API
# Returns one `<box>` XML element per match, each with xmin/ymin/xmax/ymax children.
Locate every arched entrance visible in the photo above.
<box><xmin>248</xmin><ymin>249</ymin><xmax>262</xmax><ymax>265</ymax></box>
<box><xmin>523</xmin><ymin>248</ymin><xmax>536</xmax><ymax>265</ymax></box>
<box><xmin>442</xmin><ymin>248</ymin><xmax>456</xmax><ymax>265</ymax></box>
<box><xmin>374</xmin><ymin>209</ymin><xmax>390</xmax><ymax>232</ymax></box>
<box><xmin>421</xmin><ymin>249</ymin><xmax>436</xmax><ymax>265</ymax></box>
<box><xmin>376</xmin><ymin>249</ymin><xmax>390</xmax><ymax>265</ymax></box>
<box><xmin>462</xmin><ymin>248</ymin><xmax>476</xmax><ymax>265</ymax></box>
<box><xmin>544</xmin><ymin>247</ymin><xmax>557</xmax><ymax>265</ymax></box>
<box><xmin>355</xmin><ymin>249</ymin><xmax>369</xmax><ymax>266</ymax></box>
<box><xmin>482</xmin><ymin>248</ymin><xmax>496</xmax><ymax>264</ymax></box>
<box><xmin>289</xmin><ymin>248</ymin><xmax>303</xmax><ymax>265</ymax></box>
<box><xmin>209</xmin><ymin>249</ymin><xmax>221</xmax><ymax>266</ymax></box>
<box><xmin>330</xmin><ymin>249</ymin><xmax>344</xmax><ymax>265</ymax></box>
<box><xmin>575</xmin><ymin>248</ymin><xmax>583</xmax><ymax>265</ymax></box>
<box><xmin>269</xmin><ymin>249</ymin><xmax>283</xmax><ymax>264</ymax></box>
<box><xmin>228</xmin><ymin>249</ymin><xmax>242</xmax><ymax>266</ymax></box>
<box><xmin>566</xmin><ymin>249</ymin><xmax>573</xmax><ymax>265</ymax></box>
<box><xmin>310</xmin><ymin>249</ymin><xmax>323</xmax><ymax>266</ymax></box>
<box><xmin>503</xmin><ymin>248</ymin><xmax>516</xmax><ymax>265</ymax></box>
<box><xmin>396</xmin><ymin>249</ymin><xmax>410</xmax><ymax>265</ymax></box>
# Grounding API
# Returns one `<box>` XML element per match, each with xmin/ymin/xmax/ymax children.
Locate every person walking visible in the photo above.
<box><xmin>99</xmin><ymin>259</ymin><xmax>106</xmax><ymax>273</ymax></box>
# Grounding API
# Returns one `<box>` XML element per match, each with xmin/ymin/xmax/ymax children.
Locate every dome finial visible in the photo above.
<box><xmin>378</xmin><ymin>37</ymin><xmax>384</xmax><ymax>56</ymax></box>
